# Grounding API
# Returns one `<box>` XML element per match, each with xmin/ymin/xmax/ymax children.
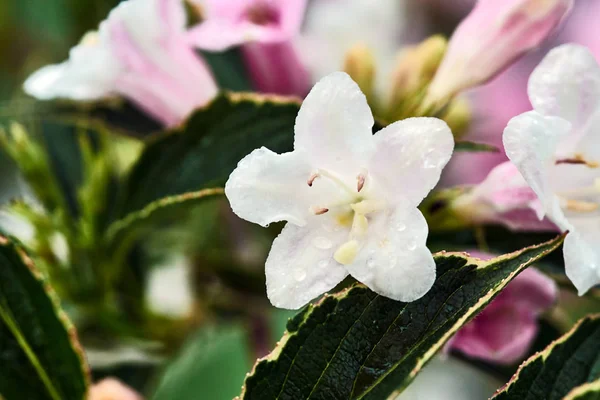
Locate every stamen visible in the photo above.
<box><xmin>556</xmin><ymin>153</ymin><xmax>599</xmax><ymax>168</ymax></box>
<box><xmin>351</xmin><ymin>200</ymin><xmax>383</xmax><ymax>215</ymax></box>
<box><xmin>334</xmin><ymin>240</ymin><xmax>359</xmax><ymax>265</ymax></box>
<box><xmin>565</xmin><ymin>199</ymin><xmax>599</xmax><ymax>212</ymax></box>
<box><xmin>351</xmin><ymin>214</ymin><xmax>369</xmax><ymax>236</ymax></box>
<box><xmin>357</xmin><ymin>173</ymin><xmax>366</xmax><ymax>192</ymax></box>
<box><xmin>310</xmin><ymin>206</ymin><xmax>329</xmax><ymax>215</ymax></box>
<box><xmin>307</xmin><ymin>172</ymin><xmax>319</xmax><ymax>187</ymax></box>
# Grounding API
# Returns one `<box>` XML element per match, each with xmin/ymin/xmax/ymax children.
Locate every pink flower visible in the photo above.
<box><xmin>24</xmin><ymin>0</ymin><xmax>218</xmax><ymax>127</ymax></box>
<box><xmin>89</xmin><ymin>378</ymin><xmax>142</xmax><ymax>400</ymax></box>
<box><xmin>447</xmin><ymin>251</ymin><xmax>557</xmax><ymax>365</ymax></box>
<box><xmin>451</xmin><ymin>161</ymin><xmax>558</xmax><ymax>231</ymax></box>
<box><xmin>426</xmin><ymin>0</ymin><xmax>573</xmax><ymax>105</ymax></box>
<box><xmin>187</xmin><ymin>0</ymin><xmax>306</xmax><ymax>51</ymax></box>
<box><xmin>188</xmin><ymin>0</ymin><xmax>310</xmax><ymax>96</ymax></box>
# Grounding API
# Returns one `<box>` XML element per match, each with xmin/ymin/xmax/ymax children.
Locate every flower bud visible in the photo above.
<box><xmin>426</xmin><ymin>0</ymin><xmax>573</xmax><ymax>106</ymax></box>
<box><xmin>343</xmin><ymin>44</ymin><xmax>376</xmax><ymax>102</ymax></box>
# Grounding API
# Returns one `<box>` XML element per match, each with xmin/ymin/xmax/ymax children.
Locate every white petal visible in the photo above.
<box><xmin>265</xmin><ymin>220</ymin><xmax>349</xmax><ymax>309</ymax></box>
<box><xmin>503</xmin><ymin>110</ymin><xmax>571</xmax><ymax>222</ymax></box>
<box><xmin>294</xmin><ymin>72</ymin><xmax>375</xmax><ymax>175</ymax></box>
<box><xmin>225</xmin><ymin>147</ymin><xmax>347</xmax><ymax>228</ymax></box>
<box><xmin>528</xmin><ymin>44</ymin><xmax>600</xmax><ymax>153</ymax></box>
<box><xmin>225</xmin><ymin>148</ymin><xmax>311</xmax><ymax>227</ymax></box>
<box><xmin>369</xmin><ymin>117</ymin><xmax>454</xmax><ymax>206</ymax></box>
<box><xmin>23</xmin><ymin>35</ymin><xmax>119</xmax><ymax>101</ymax></box>
<box><xmin>563</xmin><ymin>230</ymin><xmax>600</xmax><ymax>295</ymax></box>
<box><xmin>346</xmin><ymin>206</ymin><xmax>435</xmax><ymax>302</ymax></box>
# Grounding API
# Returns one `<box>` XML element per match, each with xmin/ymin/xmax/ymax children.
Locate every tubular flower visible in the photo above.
<box><xmin>452</xmin><ymin>161</ymin><xmax>558</xmax><ymax>231</ymax></box>
<box><xmin>504</xmin><ymin>44</ymin><xmax>600</xmax><ymax>295</ymax></box>
<box><xmin>24</xmin><ymin>0</ymin><xmax>218</xmax><ymax>127</ymax></box>
<box><xmin>187</xmin><ymin>0</ymin><xmax>306</xmax><ymax>51</ymax></box>
<box><xmin>426</xmin><ymin>0</ymin><xmax>573</xmax><ymax>106</ymax></box>
<box><xmin>225</xmin><ymin>72</ymin><xmax>454</xmax><ymax>309</ymax></box>
<box><xmin>447</xmin><ymin>252</ymin><xmax>557</xmax><ymax>365</ymax></box>
<box><xmin>188</xmin><ymin>0</ymin><xmax>310</xmax><ymax>96</ymax></box>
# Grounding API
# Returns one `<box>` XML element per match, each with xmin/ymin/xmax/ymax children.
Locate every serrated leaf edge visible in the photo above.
<box><xmin>0</xmin><ymin>235</ymin><xmax>90</xmax><ymax>398</ymax></box>
<box><xmin>105</xmin><ymin>187</ymin><xmax>224</xmax><ymax>243</ymax></box>
<box><xmin>491</xmin><ymin>313</ymin><xmax>600</xmax><ymax>399</ymax></box>
<box><xmin>564</xmin><ymin>379</ymin><xmax>600</xmax><ymax>400</ymax></box>
<box><xmin>238</xmin><ymin>235</ymin><xmax>565</xmax><ymax>399</ymax></box>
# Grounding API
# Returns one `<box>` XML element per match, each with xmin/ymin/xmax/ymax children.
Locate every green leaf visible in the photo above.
<box><xmin>105</xmin><ymin>188</ymin><xmax>224</xmax><ymax>247</ymax></box>
<box><xmin>564</xmin><ymin>381</ymin><xmax>600</xmax><ymax>400</ymax></box>
<box><xmin>201</xmin><ymin>49</ymin><xmax>253</xmax><ymax>92</ymax></box>
<box><xmin>239</xmin><ymin>235</ymin><xmax>565</xmax><ymax>400</ymax></box>
<box><xmin>454</xmin><ymin>141</ymin><xmax>499</xmax><ymax>153</ymax></box>
<box><xmin>492</xmin><ymin>314</ymin><xmax>600</xmax><ymax>400</ymax></box>
<box><xmin>0</xmin><ymin>234</ymin><xmax>89</xmax><ymax>400</ymax></box>
<box><xmin>152</xmin><ymin>325</ymin><xmax>251</xmax><ymax>400</ymax></box>
<box><xmin>114</xmin><ymin>92</ymin><xmax>300</xmax><ymax>219</ymax></box>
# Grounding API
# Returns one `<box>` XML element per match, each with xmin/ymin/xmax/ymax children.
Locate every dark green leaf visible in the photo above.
<box><xmin>454</xmin><ymin>141</ymin><xmax>499</xmax><ymax>153</ymax></box>
<box><xmin>105</xmin><ymin>188</ymin><xmax>224</xmax><ymax>247</ymax></box>
<box><xmin>0</xmin><ymin>234</ymin><xmax>89</xmax><ymax>400</ymax></box>
<box><xmin>201</xmin><ymin>49</ymin><xmax>253</xmax><ymax>92</ymax></box>
<box><xmin>152</xmin><ymin>325</ymin><xmax>251</xmax><ymax>400</ymax></box>
<box><xmin>240</xmin><ymin>235</ymin><xmax>565</xmax><ymax>400</ymax></box>
<box><xmin>114</xmin><ymin>93</ymin><xmax>300</xmax><ymax>219</ymax></box>
<box><xmin>492</xmin><ymin>314</ymin><xmax>600</xmax><ymax>400</ymax></box>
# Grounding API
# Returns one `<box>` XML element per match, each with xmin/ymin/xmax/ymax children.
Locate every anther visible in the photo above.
<box><xmin>565</xmin><ymin>199</ymin><xmax>599</xmax><ymax>212</ymax></box>
<box><xmin>334</xmin><ymin>240</ymin><xmax>359</xmax><ymax>265</ymax></box>
<box><xmin>357</xmin><ymin>173</ymin><xmax>366</xmax><ymax>192</ymax></box>
<box><xmin>310</xmin><ymin>206</ymin><xmax>329</xmax><ymax>215</ymax></box>
<box><xmin>307</xmin><ymin>172</ymin><xmax>319</xmax><ymax>187</ymax></box>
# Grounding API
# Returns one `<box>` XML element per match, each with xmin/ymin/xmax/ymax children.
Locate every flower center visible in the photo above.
<box><xmin>245</xmin><ymin>2</ymin><xmax>281</xmax><ymax>26</ymax></box>
<box><xmin>307</xmin><ymin>169</ymin><xmax>383</xmax><ymax>265</ymax></box>
<box><xmin>554</xmin><ymin>156</ymin><xmax>600</xmax><ymax>214</ymax></box>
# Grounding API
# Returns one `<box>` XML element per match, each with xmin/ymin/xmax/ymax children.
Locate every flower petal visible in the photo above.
<box><xmin>265</xmin><ymin>220</ymin><xmax>349</xmax><ymax>309</ymax></box>
<box><xmin>563</xmin><ymin>224</ymin><xmax>600</xmax><ymax>295</ymax></box>
<box><xmin>225</xmin><ymin>148</ymin><xmax>311</xmax><ymax>227</ymax></box>
<box><xmin>23</xmin><ymin>33</ymin><xmax>120</xmax><ymax>101</ymax></box>
<box><xmin>369</xmin><ymin>117</ymin><xmax>454</xmax><ymax>206</ymax></box>
<box><xmin>188</xmin><ymin>0</ymin><xmax>306</xmax><ymax>51</ymax></box>
<box><xmin>528</xmin><ymin>44</ymin><xmax>600</xmax><ymax>152</ymax></box>
<box><xmin>503</xmin><ymin>110</ymin><xmax>571</xmax><ymax>223</ymax></box>
<box><xmin>294</xmin><ymin>72</ymin><xmax>375</xmax><ymax>175</ymax></box>
<box><xmin>346</xmin><ymin>205</ymin><xmax>435</xmax><ymax>302</ymax></box>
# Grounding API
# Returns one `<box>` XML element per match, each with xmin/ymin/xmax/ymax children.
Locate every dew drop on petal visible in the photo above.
<box><xmin>396</xmin><ymin>223</ymin><xmax>406</xmax><ymax>232</ymax></box>
<box><xmin>407</xmin><ymin>240</ymin><xmax>417</xmax><ymax>251</ymax></box>
<box><xmin>294</xmin><ymin>268</ymin><xmax>307</xmax><ymax>282</ymax></box>
<box><xmin>318</xmin><ymin>259</ymin><xmax>329</xmax><ymax>268</ymax></box>
<box><xmin>313</xmin><ymin>236</ymin><xmax>333</xmax><ymax>249</ymax></box>
<box><xmin>367</xmin><ymin>258</ymin><xmax>376</xmax><ymax>269</ymax></box>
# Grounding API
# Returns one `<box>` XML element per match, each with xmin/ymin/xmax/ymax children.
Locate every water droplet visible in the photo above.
<box><xmin>396</xmin><ymin>223</ymin><xmax>406</xmax><ymax>232</ymax></box>
<box><xmin>407</xmin><ymin>240</ymin><xmax>417</xmax><ymax>251</ymax></box>
<box><xmin>318</xmin><ymin>259</ymin><xmax>329</xmax><ymax>268</ymax></box>
<box><xmin>313</xmin><ymin>236</ymin><xmax>333</xmax><ymax>249</ymax></box>
<box><xmin>424</xmin><ymin>158</ymin><xmax>437</xmax><ymax>169</ymax></box>
<box><xmin>367</xmin><ymin>258</ymin><xmax>376</xmax><ymax>268</ymax></box>
<box><xmin>294</xmin><ymin>268</ymin><xmax>307</xmax><ymax>282</ymax></box>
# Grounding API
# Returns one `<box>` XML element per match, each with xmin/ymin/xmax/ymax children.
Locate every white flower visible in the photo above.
<box><xmin>503</xmin><ymin>44</ymin><xmax>600</xmax><ymax>295</ymax></box>
<box><xmin>225</xmin><ymin>72</ymin><xmax>454</xmax><ymax>309</ymax></box>
<box><xmin>23</xmin><ymin>0</ymin><xmax>217</xmax><ymax>126</ymax></box>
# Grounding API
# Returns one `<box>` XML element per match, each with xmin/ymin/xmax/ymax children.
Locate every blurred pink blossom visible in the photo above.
<box><xmin>189</xmin><ymin>0</ymin><xmax>310</xmax><ymax>96</ymax></box>
<box><xmin>427</xmin><ymin>0</ymin><xmax>573</xmax><ymax>105</ymax></box>
<box><xmin>24</xmin><ymin>0</ymin><xmax>218</xmax><ymax>127</ymax></box>
<box><xmin>452</xmin><ymin>161</ymin><xmax>558</xmax><ymax>231</ymax></box>
<box><xmin>89</xmin><ymin>378</ymin><xmax>142</xmax><ymax>400</ymax></box>
<box><xmin>447</xmin><ymin>252</ymin><xmax>557</xmax><ymax>364</ymax></box>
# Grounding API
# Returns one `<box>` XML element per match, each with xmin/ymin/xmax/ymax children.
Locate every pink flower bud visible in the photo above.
<box><xmin>447</xmin><ymin>252</ymin><xmax>557</xmax><ymax>365</ymax></box>
<box><xmin>427</xmin><ymin>0</ymin><xmax>573</xmax><ymax>105</ymax></box>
